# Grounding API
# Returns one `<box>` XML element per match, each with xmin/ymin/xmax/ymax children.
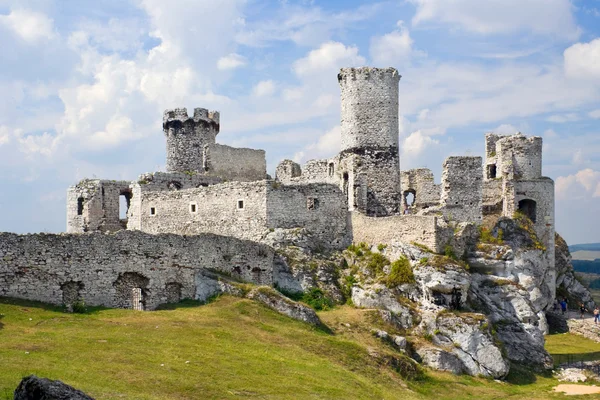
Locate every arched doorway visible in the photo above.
<box><xmin>518</xmin><ymin>199</ymin><xmax>537</xmax><ymax>223</ymax></box>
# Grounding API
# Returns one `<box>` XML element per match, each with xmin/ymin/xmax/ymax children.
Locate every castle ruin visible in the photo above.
<box><xmin>0</xmin><ymin>67</ymin><xmax>555</xmax><ymax>312</ymax></box>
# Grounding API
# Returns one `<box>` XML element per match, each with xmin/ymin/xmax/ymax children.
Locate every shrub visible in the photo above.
<box><xmin>377</xmin><ymin>243</ymin><xmax>387</xmax><ymax>252</ymax></box>
<box><xmin>444</xmin><ymin>245</ymin><xmax>457</xmax><ymax>260</ymax></box>
<box><xmin>72</xmin><ymin>300</ymin><xmax>87</xmax><ymax>314</ymax></box>
<box><xmin>301</xmin><ymin>288</ymin><xmax>334</xmax><ymax>311</ymax></box>
<box><xmin>384</xmin><ymin>257</ymin><xmax>414</xmax><ymax>287</ymax></box>
<box><xmin>341</xmin><ymin>274</ymin><xmax>357</xmax><ymax>304</ymax></box>
<box><xmin>366</xmin><ymin>252</ymin><xmax>390</xmax><ymax>276</ymax></box>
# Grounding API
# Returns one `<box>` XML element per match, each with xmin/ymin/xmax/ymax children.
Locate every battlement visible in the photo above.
<box><xmin>163</xmin><ymin>107</ymin><xmax>220</xmax><ymax>134</ymax></box>
<box><xmin>337</xmin><ymin>67</ymin><xmax>401</xmax><ymax>84</ymax></box>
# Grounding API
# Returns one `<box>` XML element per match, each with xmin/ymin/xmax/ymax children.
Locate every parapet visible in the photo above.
<box><xmin>337</xmin><ymin>67</ymin><xmax>401</xmax><ymax>84</ymax></box>
<box><xmin>163</xmin><ymin>107</ymin><xmax>220</xmax><ymax>134</ymax></box>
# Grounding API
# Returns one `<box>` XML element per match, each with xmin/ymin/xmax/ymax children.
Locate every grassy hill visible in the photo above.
<box><xmin>0</xmin><ymin>296</ymin><xmax>586</xmax><ymax>400</ymax></box>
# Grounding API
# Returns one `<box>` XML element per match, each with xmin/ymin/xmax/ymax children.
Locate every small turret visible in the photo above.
<box><xmin>163</xmin><ymin>107</ymin><xmax>220</xmax><ymax>173</ymax></box>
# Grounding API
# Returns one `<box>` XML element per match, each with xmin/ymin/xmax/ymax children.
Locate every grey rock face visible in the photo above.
<box><xmin>555</xmin><ymin>233</ymin><xmax>595</xmax><ymax>310</ymax></box>
<box><xmin>247</xmin><ymin>287</ymin><xmax>321</xmax><ymax>326</ymax></box>
<box><xmin>352</xmin><ymin>285</ymin><xmax>413</xmax><ymax>329</ymax></box>
<box><xmin>414</xmin><ymin>345</ymin><xmax>465</xmax><ymax>375</ymax></box>
<box><xmin>14</xmin><ymin>375</ymin><xmax>94</xmax><ymax>400</ymax></box>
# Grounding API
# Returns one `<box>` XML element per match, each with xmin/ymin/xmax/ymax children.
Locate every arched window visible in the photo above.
<box><xmin>518</xmin><ymin>199</ymin><xmax>537</xmax><ymax>223</ymax></box>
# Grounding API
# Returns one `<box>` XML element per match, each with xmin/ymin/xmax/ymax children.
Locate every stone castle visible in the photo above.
<box><xmin>0</xmin><ymin>67</ymin><xmax>555</xmax><ymax>312</ymax></box>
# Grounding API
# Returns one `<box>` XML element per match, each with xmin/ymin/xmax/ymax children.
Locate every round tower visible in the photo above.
<box><xmin>337</xmin><ymin>67</ymin><xmax>402</xmax><ymax>216</ymax></box>
<box><xmin>338</xmin><ymin>67</ymin><xmax>400</xmax><ymax>151</ymax></box>
<box><xmin>163</xmin><ymin>107</ymin><xmax>220</xmax><ymax>173</ymax></box>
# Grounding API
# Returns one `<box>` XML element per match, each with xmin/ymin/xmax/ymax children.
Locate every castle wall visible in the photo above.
<box><xmin>134</xmin><ymin>182</ymin><xmax>269</xmax><ymax>241</ymax></box>
<box><xmin>496</xmin><ymin>134</ymin><xmax>543</xmax><ymax>180</ymax></box>
<box><xmin>0</xmin><ymin>231</ymin><xmax>275</xmax><ymax>310</ymax></box>
<box><xmin>400</xmin><ymin>168</ymin><xmax>441</xmax><ymax>210</ymax></box>
<box><xmin>440</xmin><ymin>157</ymin><xmax>483</xmax><ymax>224</ymax></box>
<box><xmin>350</xmin><ymin>212</ymin><xmax>443</xmax><ymax>253</ymax></box>
<box><xmin>205</xmin><ymin>144</ymin><xmax>266</xmax><ymax>182</ymax></box>
<box><xmin>266</xmin><ymin>183</ymin><xmax>350</xmax><ymax>249</ymax></box>
<box><xmin>67</xmin><ymin>180</ymin><xmax>132</xmax><ymax>233</ymax></box>
<box><xmin>482</xmin><ymin>179</ymin><xmax>503</xmax><ymax>214</ymax></box>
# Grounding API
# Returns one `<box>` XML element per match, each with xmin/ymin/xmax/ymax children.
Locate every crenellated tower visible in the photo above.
<box><xmin>163</xmin><ymin>107</ymin><xmax>220</xmax><ymax>173</ymax></box>
<box><xmin>337</xmin><ymin>67</ymin><xmax>401</xmax><ymax>216</ymax></box>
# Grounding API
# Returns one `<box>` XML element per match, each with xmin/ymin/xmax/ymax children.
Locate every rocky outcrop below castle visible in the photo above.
<box><xmin>555</xmin><ymin>233</ymin><xmax>596</xmax><ymax>310</ymax></box>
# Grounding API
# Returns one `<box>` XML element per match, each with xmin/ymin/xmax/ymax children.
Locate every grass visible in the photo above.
<box><xmin>545</xmin><ymin>332</ymin><xmax>600</xmax><ymax>366</ymax></box>
<box><xmin>0</xmin><ymin>297</ymin><xmax>578</xmax><ymax>399</ymax></box>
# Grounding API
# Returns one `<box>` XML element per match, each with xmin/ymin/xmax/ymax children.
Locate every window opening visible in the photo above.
<box><xmin>487</xmin><ymin>164</ymin><xmax>497</xmax><ymax>179</ymax></box>
<box><xmin>77</xmin><ymin>197</ymin><xmax>84</xmax><ymax>216</ymax></box>
<box><xmin>237</xmin><ymin>200</ymin><xmax>244</xmax><ymax>209</ymax></box>
<box><xmin>150</xmin><ymin>207</ymin><xmax>156</xmax><ymax>216</ymax></box>
<box><xmin>343</xmin><ymin>173</ymin><xmax>349</xmax><ymax>195</ymax></box>
<box><xmin>307</xmin><ymin>197</ymin><xmax>320</xmax><ymax>210</ymax></box>
<box><xmin>403</xmin><ymin>190</ymin><xmax>416</xmax><ymax>207</ymax></box>
<box><xmin>328</xmin><ymin>163</ymin><xmax>334</xmax><ymax>177</ymax></box>
<box><xmin>190</xmin><ymin>203</ymin><xmax>197</xmax><ymax>213</ymax></box>
<box><xmin>119</xmin><ymin>194</ymin><xmax>131</xmax><ymax>220</ymax></box>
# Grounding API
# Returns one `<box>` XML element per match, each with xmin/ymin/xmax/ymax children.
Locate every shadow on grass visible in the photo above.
<box><xmin>551</xmin><ymin>351</ymin><xmax>600</xmax><ymax>366</ymax></box>
<box><xmin>0</xmin><ymin>296</ymin><xmax>108</xmax><ymax>315</ymax></box>
<box><xmin>154</xmin><ymin>298</ymin><xmax>206</xmax><ymax>311</ymax></box>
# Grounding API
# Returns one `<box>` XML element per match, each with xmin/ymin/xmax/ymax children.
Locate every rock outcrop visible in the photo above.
<box><xmin>555</xmin><ymin>233</ymin><xmax>595</xmax><ymax>310</ymax></box>
<box><xmin>14</xmin><ymin>375</ymin><xmax>94</xmax><ymax>400</ymax></box>
<box><xmin>247</xmin><ymin>287</ymin><xmax>321</xmax><ymax>326</ymax></box>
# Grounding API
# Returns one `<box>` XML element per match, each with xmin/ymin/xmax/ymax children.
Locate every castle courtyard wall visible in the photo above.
<box><xmin>0</xmin><ymin>231</ymin><xmax>275</xmax><ymax>310</ymax></box>
<box><xmin>205</xmin><ymin>144</ymin><xmax>266</xmax><ymax>182</ymax></box>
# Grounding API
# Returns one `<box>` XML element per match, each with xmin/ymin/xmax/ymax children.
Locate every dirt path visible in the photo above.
<box><xmin>565</xmin><ymin>311</ymin><xmax>600</xmax><ymax>343</ymax></box>
<box><xmin>553</xmin><ymin>384</ymin><xmax>600</xmax><ymax>395</ymax></box>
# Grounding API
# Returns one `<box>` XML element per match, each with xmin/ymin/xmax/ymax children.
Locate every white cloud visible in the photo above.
<box><xmin>0</xmin><ymin>9</ymin><xmax>55</xmax><ymax>43</ymax></box>
<box><xmin>410</xmin><ymin>0</ymin><xmax>580</xmax><ymax>40</ymax></box>
<box><xmin>370</xmin><ymin>21</ymin><xmax>416</xmax><ymax>66</ymax></box>
<box><xmin>589</xmin><ymin>109</ymin><xmax>600</xmax><ymax>119</ymax></box>
<box><xmin>491</xmin><ymin>124</ymin><xmax>519</xmax><ymax>135</ymax></box>
<box><xmin>293</xmin><ymin>125</ymin><xmax>341</xmax><ymax>163</ymax></box>
<box><xmin>217</xmin><ymin>53</ymin><xmax>247</xmax><ymax>70</ymax></box>
<box><xmin>252</xmin><ymin>80</ymin><xmax>276</xmax><ymax>97</ymax></box>
<box><xmin>293</xmin><ymin>41</ymin><xmax>365</xmax><ymax>77</ymax></box>
<box><xmin>564</xmin><ymin>38</ymin><xmax>600</xmax><ymax>80</ymax></box>
<box><xmin>0</xmin><ymin>126</ymin><xmax>10</xmax><ymax>146</ymax></box>
<box><xmin>546</xmin><ymin>113</ymin><xmax>579</xmax><ymax>123</ymax></box>
<box><xmin>556</xmin><ymin>169</ymin><xmax>600</xmax><ymax>200</ymax></box>
<box><xmin>402</xmin><ymin>130</ymin><xmax>439</xmax><ymax>156</ymax></box>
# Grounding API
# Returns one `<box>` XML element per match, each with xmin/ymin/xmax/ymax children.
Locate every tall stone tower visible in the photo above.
<box><xmin>337</xmin><ymin>67</ymin><xmax>401</xmax><ymax>216</ymax></box>
<box><xmin>163</xmin><ymin>107</ymin><xmax>220</xmax><ymax>173</ymax></box>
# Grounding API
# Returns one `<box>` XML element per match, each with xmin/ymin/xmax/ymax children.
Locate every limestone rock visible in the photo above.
<box><xmin>555</xmin><ymin>368</ymin><xmax>589</xmax><ymax>383</ymax></box>
<box><xmin>413</xmin><ymin>345</ymin><xmax>465</xmax><ymax>375</ymax></box>
<box><xmin>351</xmin><ymin>285</ymin><xmax>413</xmax><ymax>329</ymax></box>
<box><xmin>247</xmin><ymin>287</ymin><xmax>321</xmax><ymax>326</ymax></box>
<box><xmin>14</xmin><ymin>375</ymin><xmax>94</xmax><ymax>400</ymax></box>
<box><xmin>555</xmin><ymin>233</ymin><xmax>595</xmax><ymax>310</ymax></box>
<box><xmin>413</xmin><ymin>261</ymin><xmax>470</xmax><ymax>306</ymax></box>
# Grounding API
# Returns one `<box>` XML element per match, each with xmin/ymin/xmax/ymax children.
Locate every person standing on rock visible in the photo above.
<box><xmin>580</xmin><ymin>303</ymin><xmax>587</xmax><ymax>319</ymax></box>
<box><xmin>594</xmin><ymin>307</ymin><xmax>599</xmax><ymax>324</ymax></box>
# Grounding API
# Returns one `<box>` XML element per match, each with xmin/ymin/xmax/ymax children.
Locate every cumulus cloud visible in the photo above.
<box><xmin>546</xmin><ymin>113</ymin><xmax>580</xmax><ymax>123</ymax></box>
<box><xmin>402</xmin><ymin>130</ymin><xmax>439</xmax><ymax>156</ymax></box>
<box><xmin>370</xmin><ymin>21</ymin><xmax>417</xmax><ymax>66</ymax></box>
<box><xmin>410</xmin><ymin>0</ymin><xmax>580</xmax><ymax>40</ymax></box>
<box><xmin>293</xmin><ymin>125</ymin><xmax>341</xmax><ymax>163</ymax></box>
<box><xmin>293</xmin><ymin>41</ymin><xmax>365</xmax><ymax>77</ymax></box>
<box><xmin>556</xmin><ymin>169</ymin><xmax>600</xmax><ymax>200</ymax></box>
<box><xmin>252</xmin><ymin>80</ymin><xmax>276</xmax><ymax>97</ymax></box>
<box><xmin>564</xmin><ymin>38</ymin><xmax>600</xmax><ymax>80</ymax></box>
<box><xmin>589</xmin><ymin>109</ymin><xmax>600</xmax><ymax>119</ymax></box>
<box><xmin>217</xmin><ymin>53</ymin><xmax>247</xmax><ymax>70</ymax></box>
<box><xmin>0</xmin><ymin>9</ymin><xmax>55</xmax><ymax>43</ymax></box>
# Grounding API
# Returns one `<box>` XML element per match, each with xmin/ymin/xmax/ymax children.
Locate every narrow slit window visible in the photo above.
<box><xmin>190</xmin><ymin>203</ymin><xmax>197</xmax><ymax>213</ymax></box>
<box><xmin>77</xmin><ymin>197</ymin><xmax>84</xmax><ymax>216</ymax></box>
<box><xmin>150</xmin><ymin>207</ymin><xmax>156</xmax><ymax>216</ymax></box>
<box><xmin>237</xmin><ymin>200</ymin><xmax>244</xmax><ymax>209</ymax></box>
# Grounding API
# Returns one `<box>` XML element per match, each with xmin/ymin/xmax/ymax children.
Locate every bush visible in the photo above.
<box><xmin>341</xmin><ymin>274</ymin><xmax>357</xmax><ymax>304</ymax></box>
<box><xmin>72</xmin><ymin>300</ymin><xmax>87</xmax><ymax>314</ymax></box>
<box><xmin>384</xmin><ymin>257</ymin><xmax>414</xmax><ymax>287</ymax></box>
<box><xmin>366</xmin><ymin>252</ymin><xmax>390</xmax><ymax>276</ymax></box>
<box><xmin>444</xmin><ymin>245</ymin><xmax>457</xmax><ymax>260</ymax></box>
<box><xmin>301</xmin><ymin>288</ymin><xmax>334</xmax><ymax>311</ymax></box>
<box><xmin>377</xmin><ymin>243</ymin><xmax>387</xmax><ymax>252</ymax></box>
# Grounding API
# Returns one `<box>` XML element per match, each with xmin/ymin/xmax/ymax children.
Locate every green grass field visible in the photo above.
<box><xmin>0</xmin><ymin>296</ymin><xmax>584</xmax><ymax>399</ymax></box>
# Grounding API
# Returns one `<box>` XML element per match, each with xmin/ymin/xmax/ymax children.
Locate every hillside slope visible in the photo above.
<box><xmin>0</xmin><ymin>296</ymin><xmax>564</xmax><ymax>400</ymax></box>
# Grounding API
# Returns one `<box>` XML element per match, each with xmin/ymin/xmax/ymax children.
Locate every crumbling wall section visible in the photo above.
<box><xmin>350</xmin><ymin>212</ymin><xmax>443</xmax><ymax>252</ymax></box>
<box><xmin>496</xmin><ymin>134</ymin><xmax>543</xmax><ymax>180</ymax></box>
<box><xmin>204</xmin><ymin>143</ymin><xmax>266</xmax><ymax>182</ymax></box>
<box><xmin>0</xmin><ymin>231</ymin><xmax>275</xmax><ymax>310</ymax></box>
<box><xmin>400</xmin><ymin>168</ymin><xmax>440</xmax><ymax>211</ymax></box>
<box><xmin>440</xmin><ymin>157</ymin><xmax>483</xmax><ymax>224</ymax></box>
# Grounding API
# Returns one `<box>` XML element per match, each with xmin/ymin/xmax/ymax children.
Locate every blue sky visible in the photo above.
<box><xmin>0</xmin><ymin>0</ymin><xmax>599</xmax><ymax>245</ymax></box>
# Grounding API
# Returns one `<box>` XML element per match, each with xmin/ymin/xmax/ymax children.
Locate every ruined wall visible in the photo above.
<box><xmin>275</xmin><ymin>160</ymin><xmax>302</xmax><ymax>183</ymax></box>
<box><xmin>338</xmin><ymin>67</ymin><xmax>401</xmax><ymax>216</ymax></box>
<box><xmin>350</xmin><ymin>212</ymin><xmax>444</xmax><ymax>253</ymax></box>
<box><xmin>205</xmin><ymin>144</ymin><xmax>266</xmax><ymax>182</ymax></box>
<box><xmin>514</xmin><ymin>179</ymin><xmax>555</xmax><ymax>252</ymax></box>
<box><xmin>482</xmin><ymin>179</ymin><xmax>503</xmax><ymax>214</ymax></box>
<box><xmin>0</xmin><ymin>231</ymin><xmax>275</xmax><ymax>310</ymax></box>
<box><xmin>496</xmin><ymin>134</ymin><xmax>543</xmax><ymax>180</ymax></box>
<box><xmin>67</xmin><ymin>180</ymin><xmax>132</xmax><ymax>233</ymax></box>
<box><xmin>266</xmin><ymin>182</ymin><xmax>350</xmax><ymax>249</ymax></box>
<box><xmin>440</xmin><ymin>157</ymin><xmax>483</xmax><ymax>224</ymax></box>
<box><xmin>134</xmin><ymin>181</ymin><xmax>269</xmax><ymax>241</ymax></box>
<box><xmin>400</xmin><ymin>168</ymin><xmax>440</xmax><ymax>211</ymax></box>
<box><xmin>163</xmin><ymin>108</ymin><xmax>219</xmax><ymax>173</ymax></box>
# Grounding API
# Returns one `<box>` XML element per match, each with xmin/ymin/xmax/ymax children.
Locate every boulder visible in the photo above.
<box><xmin>247</xmin><ymin>287</ymin><xmax>321</xmax><ymax>326</ymax></box>
<box><xmin>555</xmin><ymin>233</ymin><xmax>595</xmax><ymax>310</ymax></box>
<box><xmin>413</xmin><ymin>345</ymin><xmax>465</xmax><ymax>375</ymax></box>
<box><xmin>351</xmin><ymin>285</ymin><xmax>413</xmax><ymax>329</ymax></box>
<box><xmin>14</xmin><ymin>375</ymin><xmax>94</xmax><ymax>400</ymax></box>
